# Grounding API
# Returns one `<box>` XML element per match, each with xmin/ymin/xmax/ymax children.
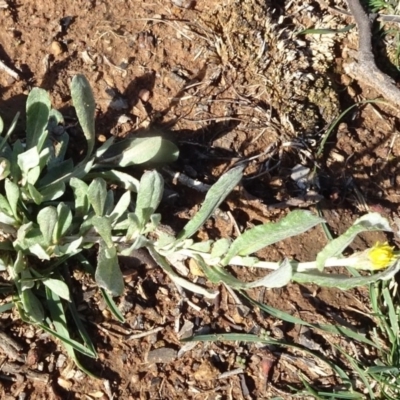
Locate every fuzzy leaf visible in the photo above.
<box><xmin>109</xmin><ymin>191</ymin><xmax>131</xmax><ymax>224</ymax></box>
<box><xmin>92</xmin><ymin>216</ymin><xmax>113</xmax><ymax>248</ymax></box>
<box><xmin>135</xmin><ymin>171</ymin><xmax>164</xmax><ymax>228</ymax></box>
<box><xmin>222</xmin><ymin>210</ymin><xmax>324</xmax><ymax>266</ymax></box>
<box><xmin>177</xmin><ymin>166</ymin><xmax>243</xmax><ymax>242</ymax></box>
<box><xmin>70</xmin><ymin>178</ymin><xmax>89</xmax><ymax>217</ymax></box>
<box><xmin>43</xmin><ymin>278</ymin><xmax>71</xmax><ymax>301</ymax></box>
<box><xmin>54</xmin><ymin>203</ymin><xmax>72</xmax><ymax>242</ymax></box>
<box><xmin>71</xmin><ymin>75</ymin><xmax>96</xmax><ymax>160</ymax></box>
<box><xmin>87</xmin><ymin>178</ymin><xmax>107</xmax><ymax>216</ymax></box>
<box><xmin>27</xmin><ymin>183</ymin><xmax>43</xmax><ymax>205</ymax></box>
<box><xmin>293</xmin><ymin>259</ymin><xmax>400</xmax><ymax>289</ymax></box>
<box><xmin>95</xmin><ymin>242</ymin><xmax>124</xmax><ymax>296</ymax></box>
<box><xmin>18</xmin><ymin>147</ymin><xmax>40</xmax><ymax>175</ymax></box>
<box><xmin>26</xmin><ymin>88</ymin><xmax>51</xmax><ymax>151</ymax></box>
<box><xmin>316</xmin><ymin>213</ymin><xmax>392</xmax><ymax>271</ymax></box>
<box><xmin>37</xmin><ymin>206</ymin><xmax>58</xmax><ymax>245</ymax></box>
<box><xmin>21</xmin><ymin>289</ymin><xmax>44</xmax><ymax>323</ymax></box>
<box><xmin>86</xmin><ymin>170</ymin><xmax>139</xmax><ymax>192</ymax></box>
<box><xmin>4</xmin><ymin>179</ymin><xmax>20</xmax><ymax>220</ymax></box>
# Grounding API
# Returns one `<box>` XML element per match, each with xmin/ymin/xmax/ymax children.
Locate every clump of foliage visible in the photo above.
<box><xmin>0</xmin><ymin>75</ymin><xmax>398</xmax><ymax>375</ymax></box>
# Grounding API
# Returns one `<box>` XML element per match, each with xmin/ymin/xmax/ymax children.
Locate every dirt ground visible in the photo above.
<box><xmin>0</xmin><ymin>0</ymin><xmax>400</xmax><ymax>399</ymax></box>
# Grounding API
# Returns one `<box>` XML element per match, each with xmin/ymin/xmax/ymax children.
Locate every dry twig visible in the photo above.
<box><xmin>344</xmin><ymin>0</ymin><xmax>400</xmax><ymax>109</ymax></box>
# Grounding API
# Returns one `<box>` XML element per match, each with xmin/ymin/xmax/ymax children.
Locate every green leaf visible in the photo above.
<box><xmin>0</xmin><ymin>112</ymin><xmax>19</xmax><ymax>155</ymax></box>
<box><xmin>26</xmin><ymin>88</ymin><xmax>51</xmax><ymax>151</ymax></box>
<box><xmin>70</xmin><ymin>178</ymin><xmax>89</xmax><ymax>217</ymax></box>
<box><xmin>222</xmin><ymin>210</ymin><xmax>324</xmax><ymax>265</ymax></box>
<box><xmin>198</xmin><ymin>257</ymin><xmax>292</xmax><ymax>289</ymax></box>
<box><xmin>95</xmin><ymin>242</ymin><xmax>124</xmax><ymax>296</ymax></box>
<box><xmin>55</xmin><ymin>237</ymin><xmax>83</xmax><ymax>256</ymax></box>
<box><xmin>104</xmin><ymin>190</ymin><xmax>114</xmax><ymax>216</ymax></box>
<box><xmin>211</xmin><ymin>238</ymin><xmax>231</xmax><ymax>258</ymax></box>
<box><xmin>95</xmin><ymin>136</ymin><xmax>115</xmax><ymax>157</ymax></box>
<box><xmin>87</xmin><ymin>178</ymin><xmax>107</xmax><ymax>216</ymax></box>
<box><xmin>43</xmin><ymin>278</ymin><xmax>70</xmax><ymax>301</ymax></box>
<box><xmin>13</xmin><ymin>251</ymin><xmax>25</xmax><ymax>275</ymax></box>
<box><xmin>10</xmin><ymin>140</ymin><xmax>23</xmax><ymax>182</ymax></box>
<box><xmin>0</xmin><ymin>302</ymin><xmax>14</xmax><ymax>313</ymax></box>
<box><xmin>86</xmin><ymin>170</ymin><xmax>139</xmax><ymax>192</ymax></box>
<box><xmin>27</xmin><ymin>183</ymin><xmax>43</xmax><ymax>205</ymax></box>
<box><xmin>151</xmin><ymin>138</ymin><xmax>179</xmax><ymax>163</ymax></box>
<box><xmin>316</xmin><ymin>213</ymin><xmax>392</xmax><ymax>271</ymax></box>
<box><xmin>98</xmin><ymin>136</ymin><xmax>163</xmax><ymax>166</ymax></box>
<box><xmin>92</xmin><ymin>216</ymin><xmax>113</xmax><ymax>248</ymax></box>
<box><xmin>38</xmin><ymin>159</ymin><xmax>74</xmax><ymax>187</ymax></box>
<box><xmin>54</xmin><ymin>203</ymin><xmax>72</xmax><ymax>242</ymax></box>
<box><xmin>135</xmin><ymin>171</ymin><xmax>164</xmax><ymax>228</ymax></box>
<box><xmin>70</xmin><ymin>75</ymin><xmax>96</xmax><ymax>160</ymax></box>
<box><xmin>0</xmin><ymin>193</ymin><xmax>13</xmax><ymax>215</ymax></box>
<box><xmin>29</xmin><ymin>243</ymin><xmax>50</xmax><ymax>260</ymax></box>
<box><xmin>177</xmin><ymin>166</ymin><xmax>244</xmax><ymax>242</ymax></box>
<box><xmin>37</xmin><ymin>206</ymin><xmax>58</xmax><ymax>245</ymax></box>
<box><xmin>4</xmin><ymin>178</ymin><xmax>20</xmax><ymax>220</ymax></box>
<box><xmin>17</xmin><ymin>147</ymin><xmax>40</xmax><ymax>175</ymax></box>
<box><xmin>27</xmin><ymin>166</ymin><xmax>41</xmax><ymax>185</ymax></box>
<box><xmin>21</xmin><ymin>289</ymin><xmax>44</xmax><ymax>323</ymax></box>
<box><xmin>109</xmin><ymin>191</ymin><xmax>131</xmax><ymax>224</ymax></box>
<box><xmin>125</xmin><ymin>212</ymin><xmax>141</xmax><ymax>241</ymax></box>
<box><xmin>293</xmin><ymin>259</ymin><xmax>400</xmax><ymax>289</ymax></box>
<box><xmin>40</xmin><ymin>181</ymin><xmax>65</xmax><ymax>201</ymax></box>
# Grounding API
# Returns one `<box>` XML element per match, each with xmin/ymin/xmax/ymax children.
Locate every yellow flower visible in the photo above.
<box><xmin>367</xmin><ymin>242</ymin><xmax>395</xmax><ymax>270</ymax></box>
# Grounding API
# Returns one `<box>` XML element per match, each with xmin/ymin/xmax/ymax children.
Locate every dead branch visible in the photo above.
<box><xmin>344</xmin><ymin>0</ymin><xmax>400</xmax><ymax>110</ymax></box>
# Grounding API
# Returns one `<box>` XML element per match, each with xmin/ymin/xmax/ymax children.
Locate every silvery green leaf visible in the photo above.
<box><xmin>40</xmin><ymin>181</ymin><xmax>65</xmax><ymax>201</ymax></box>
<box><xmin>43</xmin><ymin>278</ymin><xmax>70</xmax><ymax>301</ymax></box>
<box><xmin>104</xmin><ymin>190</ymin><xmax>114</xmax><ymax>215</ymax></box>
<box><xmin>0</xmin><ymin>212</ymin><xmax>16</xmax><ymax>226</ymax></box>
<box><xmin>188</xmin><ymin>240</ymin><xmax>213</xmax><ymax>253</ymax></box>
<box><xmin>86</xmin><ymin>170</ymin><xmax>139</xmax><ymax>192</ymax></box>
<box><xmin>0</xmin><ymin>112</ymin><xmax>19</xmax><ymax>155</ymax></box>
<box><xmin>53</xmin><ymin>203</ymin><xmax>72</xmax><ymax>242</ymax></box>
<box><xmin>95</xmin><ymin>242</ymin><xmax>124</xmax><ymax>296</ymax></box>
<box><xmin>198</xmin><ymin>257</ymin><xmax>292</xmax><ymax>289</ymax></box>
<box><xmin>95</xmin><ymin>136</ymin><xmax>115</xmax><ymax>158</ymax></box>
<box><xmin>135</xmin><ymin>171</ymin><xmax>163</xmax><ymax>228</ymax></box>
<box><xmin>222</xmin><ymin>210</ymin><xmax>324</xmax><ymax>266</ymax></box>
<box><xmin>87</xmin><ymin>178</ymin><xmax>107</xmax><ymax>216</ymax></box>
<box><xmin>147</xmin><ymin>247</ymin><xmax>218</xmax><ymax>298</ymax></box>
<box><xmin>18</xmin><ymin>147</ymin><xmax>40</xmax><ymax>175</ymax></box>
<box><xmin>150</xmin><ymin>138</ymin><xmax>179</xmax><ymax>163</ymax></box>
<box><xmin>26</xmin><ymin>88</ymin><xmax>51</xmax><ymax>152</ymax></box>
<box><xmin>38</xmin><ymin>159</ymin><xmax>74</xmax><ymax>187</ymax></box>
<box><xmin>39</xmin><ymin>145</ymin><xmax>51</xmax><ymax>169</ymax></box>
<box><xmin>21</xmin><ymin>269</ymin><xmax>35</xmax><ymax>290</ymax></box>
<box><xmin>37</xmin><ymin>206</ymin><xmax>57</xmax><ymax>245</ymax></box>
<box><xmin>155</xmin><ymin>231</ymin><xmax>175</xmax><ymax>248</ymax></box>
<box><xmin>0</xmin><ymin>115</ymin><xmax>3</xmax><ymax>134</ymax></box>
<box><xmin>27</xmin><ymin>183</ymin><xmax>43</xmax><ymax>205</ymax></box>
<box><xmin>177</xmin><ymin>166</ymin><xmax>244</xmax><ymax>242</ymax></box>
<box><xmin>211</xmin><ymin>238</ymin><xmax>231</xmax><ymax>258</ymax></box>
<box><xmin>14</xmin><ymin>251</ymin><xmax>25</xmax><ymax>275</ymax></box>
<box><xmin>109</xmin><ymin>191</ymin><xmax>131</xmax><ymax>224</ymax></box>
<box><xmin>21</xmin><ymin>289</ymin><xmax>44</xmax><ymax>323</ymax></box>
<box><xmin>0</xmin><ymin>157</ymin><xmax>10</xmax><ymax>180</ymax></box>
<box><xmin>10</xmin><ymin>140</ymin><xmax>23</xmax><ymax>182</ymax></box>
<box><xmin>293</xmin><ymin>259</ymin><xmax>400</xmax><ymax>289</ymax></box>
<box><xmin>55</xmin><ymin>237</ymin><xmax>83</xmax><ymax>256</ymax></box>
<box><xmin>29</xmin><ymin>243</ymin><xmax>50</xmax><ymax>260</ymax></box>
<box><xmin>99</xmin><ymin>136</ymin><xmax>163</xmax><ymax>166</ymax></box>
<box><xmin>70</xmin><ymin>177</ymin><xmax>89</xmax><ymax>217</ymax></box>
<box><xmin>0</xmin><ymin>193</ymin><xmax>12</xmax><ymax>215</ymax></box>
<box><xmin>118</xmin><ymin>235</ymin><xmax>148</xmax><ymax>256</ymax></box>
<box><xmin>27</xmin><ymin>166</ymin><xmax>41</xmax><ymax>185</ymax></box>
<box><xmin>316</xmin><ymin>213</ymin><xmax>392</xmax><ymax>271</ymax></box>
<box><xmin>126</xmin><ymin>212</ymin><xmax>141</xmax><ymax>240</ymax></box>
<box><xmin>4</xmin><ymin>179</ymin><xmax>20</xmax><ymax>220</ymax></box>
<box><xmin>71</xmin><ymin>75</ymin><xmax>95</xmax><ymax>160</ymax></box>
<box><xmin>92</xmin><ymin>216</ymin><xmax>113</xmax><ymax>248</ymax></box>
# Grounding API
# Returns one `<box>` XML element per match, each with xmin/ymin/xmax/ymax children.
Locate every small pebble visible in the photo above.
<box><xmin>138</xmin><ymin>89</ymin><xmax>151</xmax><ymax>102</ymax></box>
<box><xmin>147</xmin><ymin>347</ymin><xmax>177</xmax><ymax>364</ymax></box>
<box><xmin>50</xmin><ymin>41</ymin><xmax>64</xmax><ymax>56</ymax></box>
